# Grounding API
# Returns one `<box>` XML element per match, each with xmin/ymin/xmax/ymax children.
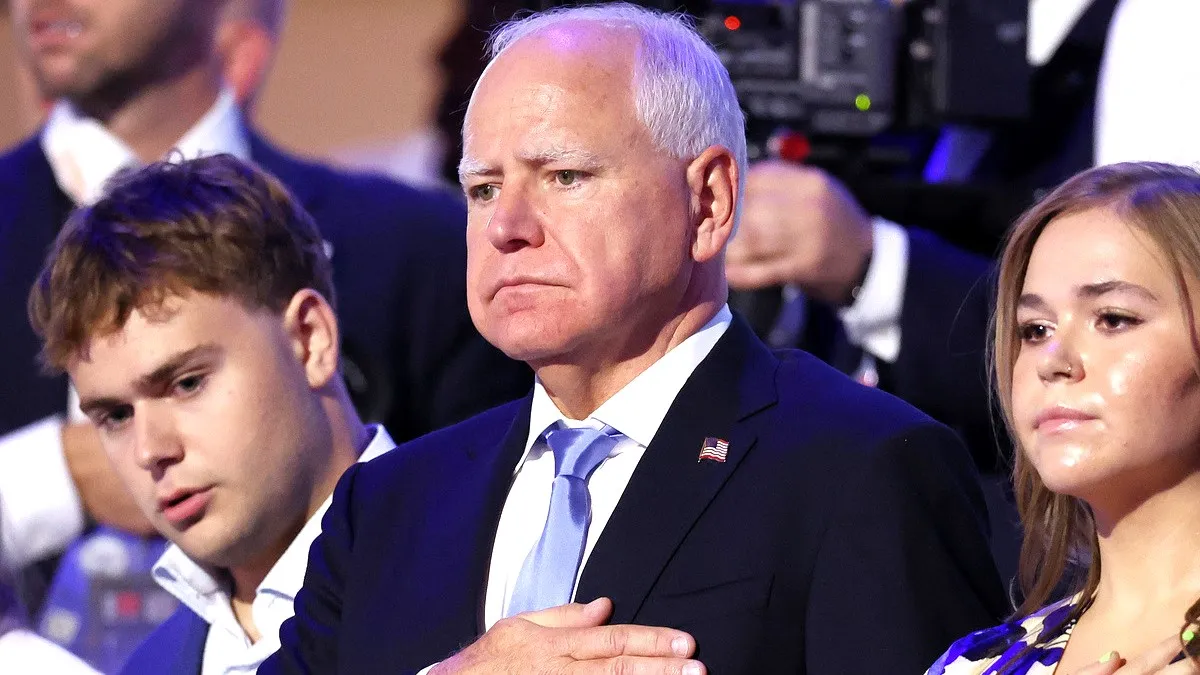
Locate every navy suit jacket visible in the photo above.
<box><xmin>262</xmin><ymin>317</ymin><xmax>1007</xmax><ymax>674</ymax></box>
<box><xmin>0</xmin><ymin>130</ymin><xmax>531</xmax><ymax>614</ymax></box>
<box><xmin>119</xmin><ymin>608</ymin><xmax>206</xmax><ymax>675</ymax></box>
<box><xmin>792</xmin><ymin>229</ymin><xmax>997</xmax><ymax>471</ymax></box>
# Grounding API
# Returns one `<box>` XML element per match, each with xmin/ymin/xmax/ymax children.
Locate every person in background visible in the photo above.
<box><xmin>928</xmin><ymin>162</ymin><xmax>1200</xmax><ymax>674</ymax></box>
<box><xmin>29</xmin><ymin>154</ymin><xmax>400</xmax><ymax>675</ymax></box>
<box><xmin>0</xmin><ymin>0</ymin><xmax>531</xmax><ymax>630</ymax></box>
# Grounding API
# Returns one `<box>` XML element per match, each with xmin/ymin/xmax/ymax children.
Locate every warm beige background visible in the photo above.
<box><xmin>0</xmin><ymin>0</ymin><xmax>464</xmax><ymax>168</ymax></box>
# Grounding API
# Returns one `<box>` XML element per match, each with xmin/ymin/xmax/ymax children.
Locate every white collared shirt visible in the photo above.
<box><xmin>150</xmin><ymin>425</ymin><xmax>395</xmax><ymax>675</ymax></box>
<box><xmin>481</xmin><ymin>306</ymin><xmax>733</xmax><ymax>629</ymax></box>
<box><xmin>0</xmin><ymin>88</ymin><xmax>251</xmax><ymax>572</ymax></box>
<box><xmin>41</xmin><ymin>87</ymin><xmax>251</xmax><ymax>205</ymax></box>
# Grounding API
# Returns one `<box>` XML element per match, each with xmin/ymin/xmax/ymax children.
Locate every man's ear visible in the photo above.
<box><xmin>216</xmin><ymin>18</ymin><xmax>276</xmax><ymax>114</ymax></box>
<box><xmin>685</xmin><ymin>145</ymin><xmax>739</xmax><ymax>263</ymax></box>
<box><xmin>282</xmin><ymin>289</ymin><xmax>340</xmax><ymax>389</ymax></box>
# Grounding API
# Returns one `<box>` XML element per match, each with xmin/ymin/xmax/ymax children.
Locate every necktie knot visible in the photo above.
<box><xmin>544</xmin><ymin>423</ymin><xmax>620</xmax><ymax>480</ymax></box>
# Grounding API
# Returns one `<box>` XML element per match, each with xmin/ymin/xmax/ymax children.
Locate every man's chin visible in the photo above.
<box><xmin>172</xmin><ymin>535</ymin><xmax>243</xmax><ymax>570</ymax></box>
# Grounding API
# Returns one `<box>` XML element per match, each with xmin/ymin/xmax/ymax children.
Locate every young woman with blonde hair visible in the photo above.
<box><xmin>929</xmin><ymin>162</ymin><xmax>1200</xmax><ymax>674</ymax></box>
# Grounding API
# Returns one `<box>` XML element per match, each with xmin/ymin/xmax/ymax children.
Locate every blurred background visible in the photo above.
<box><xmin>0</xmin><ymin>0</ymin><xmax>464</xmax><ymax>186</ymax></box>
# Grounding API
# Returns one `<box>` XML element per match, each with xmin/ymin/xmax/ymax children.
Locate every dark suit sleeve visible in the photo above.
<box><xmin>884</xmin><ymin>228</ymin><xmax>1004</xmax><ymax>471</ymax></box>
<box><xmin>804</xmin><ymin>422</ymin><xmax>1007</xmax><ymax>674</ymax></box>
<box><xmin>260</xmin><ymin>463</ymin><xmax>365</xmax><ymax>674</ymax></box>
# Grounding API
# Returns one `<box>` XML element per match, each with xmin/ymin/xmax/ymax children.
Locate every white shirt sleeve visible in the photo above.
<box><xmin>1095</xmin><ymin>0</ymin><xmax>1200</xmax><ymax>166</ymax></box>
<box><xmin>837</xmin><ymin>218</ymin><xmax>910</xmax><ymax>363</ymax></box>
<box><xmin>0</xmin><ymin>416</ymin><xmax>86</xmax><ymax>571</ymax></box>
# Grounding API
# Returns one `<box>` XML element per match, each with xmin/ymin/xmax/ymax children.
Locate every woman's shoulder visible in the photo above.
<box><xmin>926</xmin><ymin>594</ymin><xmax>1082</xmax><ymax>675</ymax></box>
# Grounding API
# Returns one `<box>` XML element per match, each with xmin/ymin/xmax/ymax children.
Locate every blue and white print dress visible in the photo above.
<box><xmin>926</xmin><ymin>594</ymin><xmax>1081</xmax><ymax>675</ymax></box>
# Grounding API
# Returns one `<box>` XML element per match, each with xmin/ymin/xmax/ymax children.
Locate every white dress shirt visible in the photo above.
<box><xmin>482</xmin><ymin>305</ymin><xmax>732</xmax><ymax>628</ymax></box>
<box><xmin>1095</xmin><ymin>0</ymin><xmax>1200</xmax><ymax>166</ymax></box>
<box><xmin>0</xmin><ymin>88</ymin><xmax>250</xmax><ymax>571</ymax></box>
<box><xmin>771</xmin><ymin>217</ymin><xmax>908</xmax><ymax>388</ymax></box>
<box><xmin>417</xmin><ymin>306</ymin><xmax>731</xmax><ymax>675</ymax></box>
<box><xmin>837</xmin><ymin>217</ymin><xmax>909</xmax><ymax>364</ymax></box>
<box><xmin>150</xmin><ymin>425</ymin><xmax>394</xmax><ymax>675</ymax></box>
<box><xmin>0</xmin><ymin>627</ymin><xmax>99</xmax><ymax>674</ymax></box>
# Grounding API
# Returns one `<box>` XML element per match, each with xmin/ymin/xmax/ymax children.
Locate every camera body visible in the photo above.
<box><xmin>530</xmin><ymin>0</ymin><xmax>1030</xmax><ymax>158</ymax></box>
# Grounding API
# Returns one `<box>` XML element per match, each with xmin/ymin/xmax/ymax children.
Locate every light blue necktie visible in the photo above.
<box><xmin>506</xmin><ymin>423</ymin><xmax>622</xmax><ymax>616</ymax></box>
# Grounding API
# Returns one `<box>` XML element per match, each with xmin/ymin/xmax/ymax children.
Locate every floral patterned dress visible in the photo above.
<box><xmin>926</xmin><ymin>594</ymin><xmax>1082</xmax><ymax>675</ymax></box>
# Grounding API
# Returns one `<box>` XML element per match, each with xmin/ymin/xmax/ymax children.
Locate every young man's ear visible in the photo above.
<box><xmin>282</xmin><ymin>289</ymin><xmax>340</xmax><ymax>389</ymax></box>
<box><xmin>686</xmin><ymin>145</ymin><xmax>739</xmax><ymax>263</ymax></box>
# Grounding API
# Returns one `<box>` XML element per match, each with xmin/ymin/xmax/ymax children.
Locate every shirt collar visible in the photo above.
<box><xmin>40</xmin><ymin>86</ymin><xmax>250</xmax><ymax>205</ymax></box>
<box><xmin>151</xmin><ymin>424</ymin><xmax>396</xmax><ymax>623</ymax></box>
<box><xmin>522</xmin><ymin>304</ymin><xmax>733</xmax><ymax>463</ymax></box>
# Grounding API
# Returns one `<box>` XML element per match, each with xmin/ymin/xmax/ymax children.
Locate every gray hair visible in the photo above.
<box><xmin>486</xmin><ymin>2</ymin><xmax>747</xmax><ymax>226</ymax></box>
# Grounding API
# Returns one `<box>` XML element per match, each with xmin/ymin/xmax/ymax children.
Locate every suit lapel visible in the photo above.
<box><xmin>132</xmin><ymin>608</ymin><xmax>208</xmax><ymax>675</ymax></box>
<box><xmin>376</xmin><ymin>399</ymin><xmax>532</xmax><ymax>661</ymax></box>
<box><xmin>465</xmin><ymin>398</ymin><xmax>532</xmax><ymax>633</ymax></box>
<box><xmin>171</xmin><ymin>613</ymin><xmax>209</xmax><ymax>675</ymax></box>
<box><xmin>574</xmin><ymin>318</ymin><xmax>779</xmax><ymax>624</ymax></box>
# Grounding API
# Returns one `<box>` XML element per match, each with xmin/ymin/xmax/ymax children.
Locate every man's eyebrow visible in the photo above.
<box><xmin>459</xmin><ymin>148</ymin><xmax>605</xmax><ymax>183</ymax></box>
<box><xmin>133</xmin><ymin>343</ymin><xmax>223</xmax><ymax>391</ymax></box>
<box><xmin>458</xmin><ymin>156</ymin><xmax>493</xmax><ymax>182</ymax></box>
<box><xmin>77</xmin><ymin>344</ymin><xmax>223</xmax><ymax>417</ymax></box>
<box><xmin>514</xmin><ymin>147</ymin><xmax>604</xmax><ymax>168</ymax></box>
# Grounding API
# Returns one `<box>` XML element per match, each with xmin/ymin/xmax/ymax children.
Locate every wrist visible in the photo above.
<box><xmin>837</xmin><ymin>248</ymin><xmax>873</xmax><ymax>308</ymax></box>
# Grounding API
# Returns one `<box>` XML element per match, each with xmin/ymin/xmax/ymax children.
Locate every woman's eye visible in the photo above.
<box><xmin>1019</xmin><ymin>322</ymin><xmax>1050</xmax><ymax>342</ymax></box>
<box><xmin>1097</xmin><ymin>312</ymin><xmax>1140</xmax><ymax>332</ymax></box>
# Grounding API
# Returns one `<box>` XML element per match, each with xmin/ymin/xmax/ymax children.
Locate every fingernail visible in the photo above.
<box><xmin>672</xmin><ymin>636</ymin><xmax>691</xmax><ymax>656</ymax></box>
<box><xmin>682</xmin><ymin>662</ymin><xmax>703</xmax><ymax>675</ymax></box>
<box><xmin>1099</xmin><ymin>650</ymin><xmax>1118</xmax><ymax>663</ymax></box>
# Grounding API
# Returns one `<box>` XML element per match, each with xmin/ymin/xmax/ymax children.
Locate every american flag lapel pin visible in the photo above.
<box><xmin>698</xmin><ymin>437</ymin><xmax>729</xmax><ymax>463</ymax></box>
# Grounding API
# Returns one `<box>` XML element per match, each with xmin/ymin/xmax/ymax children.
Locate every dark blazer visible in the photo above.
<box><xmin>789</xmin><ymin>231</ymin><xmax>1020</xmax><ymax>584</ymax></box>
<box><xmin>119</xmin><ymin>608</ymin><xmax>206</xmax><ymax>675</ymax></box>
<box><xmin>261</xmin><ymin>317</ymin><xmax>1007</xmax><ymax>675</ymax></box>
<box><xmin>791</xmin><ymin>228</ymin><xmax>998</xmax><ymax>471</ymax></box>
<box><xmin>0</xmin><ymin>130</ymin><xmax>531</xmax><ymax>612</ymax></box>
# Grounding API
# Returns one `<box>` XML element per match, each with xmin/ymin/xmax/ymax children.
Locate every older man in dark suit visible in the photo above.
<box><xmin>263</xmin><ymin>5</ymin><xmax>1006</xmax><ymax>674</ymax></box>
